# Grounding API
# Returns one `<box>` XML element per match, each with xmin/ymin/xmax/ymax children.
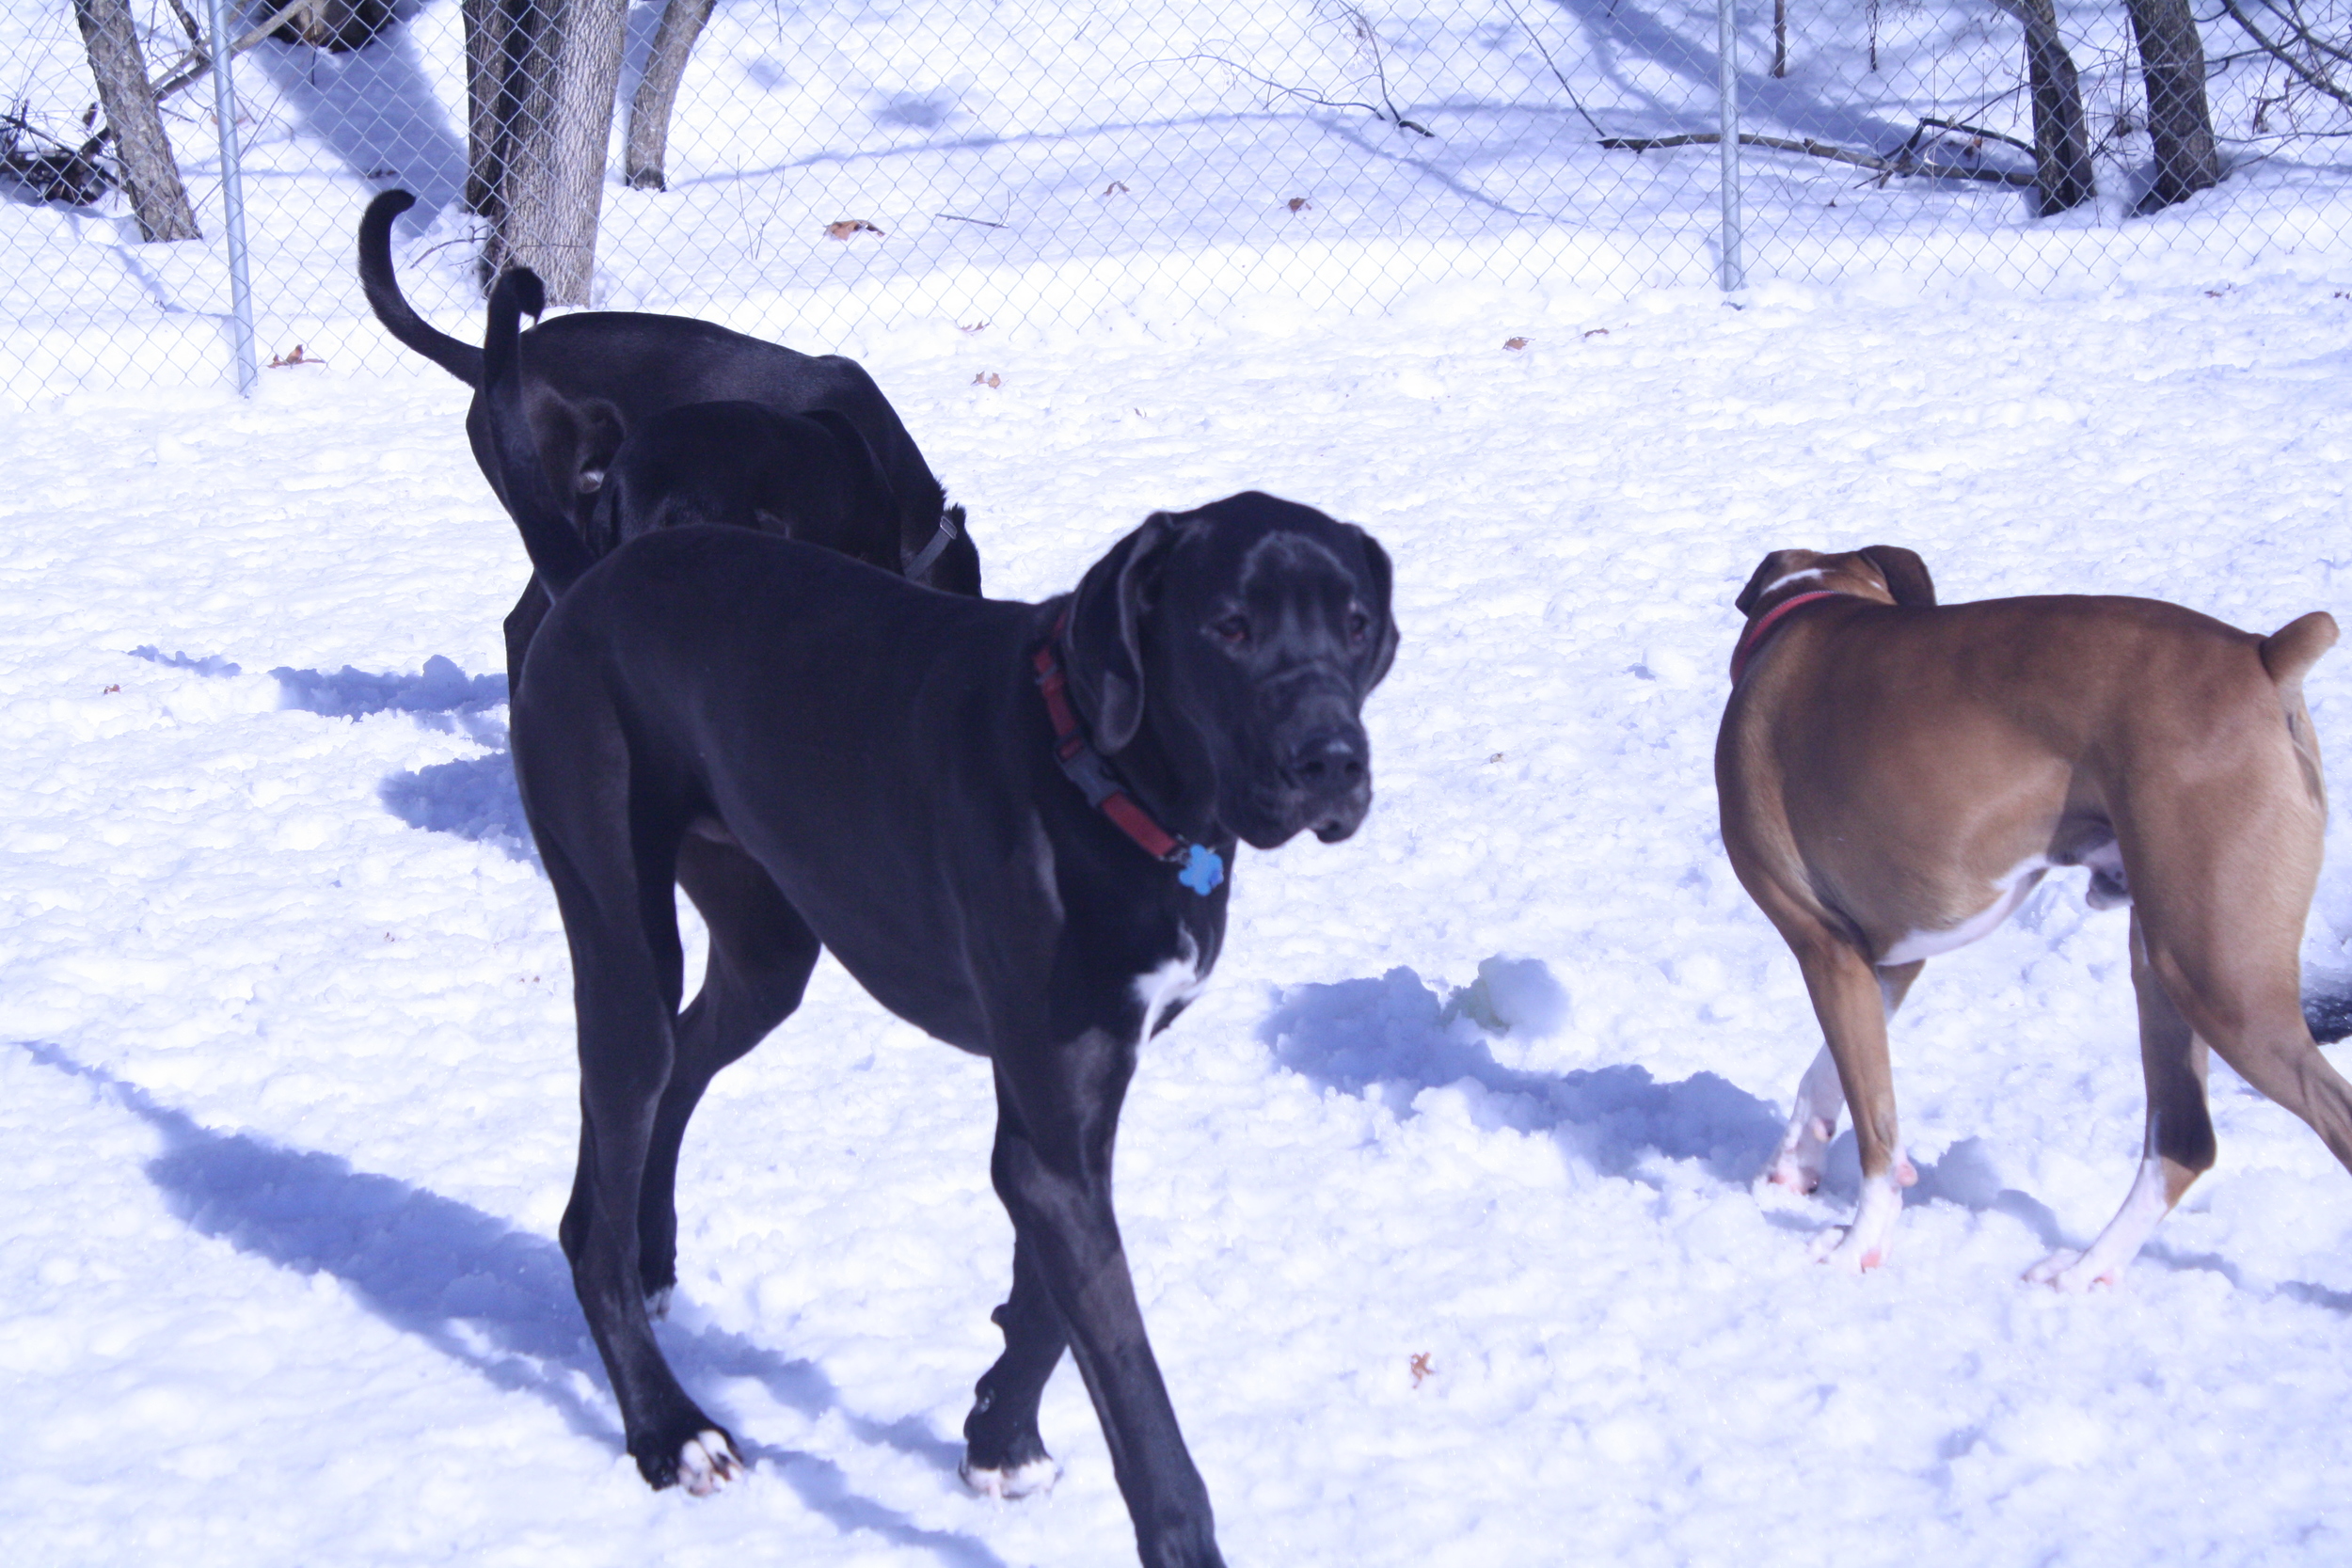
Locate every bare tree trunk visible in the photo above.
<box><xmin>462</xmin><ymin>0</ymin><xmax>517</xmax><ymax>217</ymax></box>
<box><xmin>486</xmin><ymin>0</ymin><xmax>628</xmax><ymax>304</ymax></box>
<box><xmin>2124</xmin><ymin>0</ymin><xmax>2220</xmax><ymax>212</ymax></box>
<box><xmin>73</xmin><ymin>0</ymin><xmax>200</xmax><ymax>242</ymax></box>
<box><xmin>624</xmin><ymin>0</ymin><xmax>715</xmax><ymax>191</ymax></box>
<box><xmin>1994</xmin><ymin>0</ymin><xmax>2095</xmax><ymax>215</ymax></box>
<box><xmin>1772</xmin><ymin>0</ymin><xmax>1789</xmax><ymax>78</ymax></box>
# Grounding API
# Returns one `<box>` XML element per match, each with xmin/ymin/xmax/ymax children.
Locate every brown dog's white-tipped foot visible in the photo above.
<box><xmin>675</xmin><ymin>1431</ymin><xmax>746</xmax><ymax>1497</ymax></box>
<box><xmin>2025</xmin><ymin>1155</ymin><xmax>2169</xmax><ymax>1290</ymax></box>
<box><xmin>1758</xmin><ymin>1116</ymin><xmax>1834</xmax><ymax>1195</ymax></box>
<box><xmin>1810</xmin><ymin>1169</ymin><xmax>1908</xmax><ymax>1271</ymax></box>
<box><xmin>961</xmin><ymin>1455</ymin><xmax>1061</xmax><ymax>1501</ymax></box>
<box><xmin>2023</xmin><ymin>1248</ymin><xmax>2121</xmax><ymax>1291</ymax></box>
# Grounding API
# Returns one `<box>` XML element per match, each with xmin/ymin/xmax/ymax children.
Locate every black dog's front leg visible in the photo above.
<box><xmin>963</xmin><ymin>1198</ymin><xmax>1069</xmax><ymax>1494</ymax></box>
<box><xmin>988</xmin><ymin>1032</ymin><xmax>1224</xmax><ymax>1568</ymax></box>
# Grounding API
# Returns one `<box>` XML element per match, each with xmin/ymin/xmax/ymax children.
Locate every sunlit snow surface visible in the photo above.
<box><xmin>6</xmin><ymin>246</ymin><xmax>2352</xmax><ymax>1561</ymax></box>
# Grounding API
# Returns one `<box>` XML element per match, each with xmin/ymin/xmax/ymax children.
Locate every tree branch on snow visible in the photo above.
<box><xmin>1503</xmin><ymin>1</ymin><xmax>1608</xmax><ymax>141</ymax></box>
<box><xmin>1168</xmin><ymin>3</ymin><xmax>1435</xmax><ymax>137</ymax></box>
<box><xmin>1598</xmin><ymin>129</ymin><xmax>2040</xmax><ymax>186</ymax></box>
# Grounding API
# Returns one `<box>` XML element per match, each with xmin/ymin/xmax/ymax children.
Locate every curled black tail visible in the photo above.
<box><xmin>358</xmin><ymin>189</ymin><xmax>485</xmax><ymax>386</ymax></box>
<box><xmin>484</xmin><ymin>268</ymin><xmax>597</xmax><ymax>595</ymax></box>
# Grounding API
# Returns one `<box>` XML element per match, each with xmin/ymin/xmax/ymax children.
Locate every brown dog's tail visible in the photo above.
<box><xmin>358</xmin><ymin>189</ymin><xmax>485</xmax><ymax>387</ymax></box>
<box><xmin>2261</xmin><ymin>610</ymin><xmax>2338</xmax><ymax>689</ymax></box>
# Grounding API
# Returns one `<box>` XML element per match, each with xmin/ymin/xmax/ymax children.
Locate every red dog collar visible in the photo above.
<box><xmin>1032</xmin><ymin>617</ymin><xmax>1224</xmax><ymax>894</ymax></box>
<box><xmin>1728</xmin><ymin>590</ymin><xmax>1846</xmax><ymax>685</ymax></box>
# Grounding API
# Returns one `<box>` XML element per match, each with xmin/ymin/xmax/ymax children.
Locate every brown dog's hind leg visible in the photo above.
<box><xmin>1788</xmin><ymin>935</ymin><xmax>1911</xmax><ymax>1270</ymax></box>
<box><xmin>1760</xmin><ymin>959</ymin><xmax>1924</xmax><ymax>1196</ymax></box>
<box><xmin>2029</xmin><ymin>911</ymin><xmax>2216</xmax><ymax>1289</ymax></box>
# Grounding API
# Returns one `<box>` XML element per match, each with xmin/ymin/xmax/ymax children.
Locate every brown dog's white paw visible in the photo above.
<box><xmin>961</xmin><ymin>1455</ymin><xmax>1060</xmax><ymax>1501</ymax></box>
<box><xmin>1758</xmin><ymin>1118</ymin><xmax>1834</xmax><ymax>1195</ymax></box>
<box><xmin>2025</xmin><ymin>1249</ymin><xmax>2121</xmax><ymax>1292</ymax></box>
<box><xmin>675</xmin><ymin>1431</ymin><xmax>746</xmax><ymax>1496</ymax></box>
<box><xmin>1808</xmin><ymin>1172</ymin><xmax>1906</xmax><ymax>1271</ymax></box>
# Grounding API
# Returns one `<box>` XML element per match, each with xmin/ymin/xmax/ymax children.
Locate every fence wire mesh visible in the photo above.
<box><xmin>3</xmin><ymin>0</ymin><xmax>2349</xmax><ymax>401</ymax></box>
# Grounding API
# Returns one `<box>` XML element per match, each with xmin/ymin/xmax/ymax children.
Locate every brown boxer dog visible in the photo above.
<box><xmin>1716</xmin><ymin>545</ymin><xmax>2341</xmax><ymax>1288</ymax></box>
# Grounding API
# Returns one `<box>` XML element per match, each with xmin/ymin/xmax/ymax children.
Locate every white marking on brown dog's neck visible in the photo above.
<box><xmin>1758</xmin><ymin>565</ymin><xmax>1830</xmax><ymax>599</ymax></box>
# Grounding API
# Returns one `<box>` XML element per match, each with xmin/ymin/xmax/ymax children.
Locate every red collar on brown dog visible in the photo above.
<box><xmin>1728</xmin><ymin>590</ymin><xmax>1849</xmax><ymax>685</ymax></box>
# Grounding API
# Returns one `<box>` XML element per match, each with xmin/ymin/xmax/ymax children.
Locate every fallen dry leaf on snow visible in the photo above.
<box><xmin>1287</xmin><ymin>197</ymin><xmax>1311</xmax><ymax>213</ymax></box>
<box><xmin>825</xmin><ymin>219</ymin><xmax>885</xmax><ymax>240</ymax></box>
<box><xmin>973</xmin><ymin>372</ymin><xmax>1001</xmax><ymax>388</ymax></box>
<box><xmin>1503</xmin><ymin>337</ymin><xmax>1528</xmax><ymax>351</ymax></box>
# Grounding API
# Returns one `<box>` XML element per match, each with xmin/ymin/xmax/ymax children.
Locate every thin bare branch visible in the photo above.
<box><xmin>1600</xmin><ymin>130</ymin><xmax>2038</xmax><ymax>186</ymax></box>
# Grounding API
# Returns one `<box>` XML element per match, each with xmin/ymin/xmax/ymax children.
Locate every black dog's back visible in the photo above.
<box><xmin>593</xmin><ymin>403</ymin><xmax>901</xmax><ymax>575</ymax></box>
<box><xmin>359</xmin><ymin>189</ymin><xmax>978</xmax><ymax>595</ymax></box>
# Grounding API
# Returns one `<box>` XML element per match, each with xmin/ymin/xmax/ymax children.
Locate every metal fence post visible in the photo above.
<box><xmin>208</xmin><ymin>0</ymin><xmax>257</xmax><ymax>394</ymax></box>
<box><xmin>1717</xmin><ymin>0</ymin><xmax>1744</xmax><ymax>291</ymax></box>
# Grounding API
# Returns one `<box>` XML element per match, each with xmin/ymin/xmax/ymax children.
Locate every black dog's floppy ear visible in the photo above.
<box><xmin>1857</xmin><ymin>545</ymin><xmax>1935</xmax><ymax>607</ymax></box>
<box><xmin>1064</xmin><ymin>512</ymin><xmax>1178</xmax><ymax>753</ymax></box>
<box><xmin>800</xmin><ymin>407</ymin><xmax>899</xmax><ymax>534</ymax></box>
<box><xmin>1349</xmin><ymin>525</ymin><xmax>1400</xmax><ymax>689</ymax></box>
<box><xmin>1735</xmin><ymin>550</ymin><xmax>1806</xmax><ymax>615</ymax></box>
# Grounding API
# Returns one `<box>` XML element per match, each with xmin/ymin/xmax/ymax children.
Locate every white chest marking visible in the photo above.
<box><xmin>1878</xmin><ymin>856</ymin><xmax>2051</xmax><ymax>967</ymax></box>
<box><xmin>1132</xmin><ymin>930</ymin><xmax>1205</xmax><ymax>1039</ymax></box>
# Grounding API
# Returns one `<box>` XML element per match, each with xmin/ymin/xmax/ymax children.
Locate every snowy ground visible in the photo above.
<box><xmin>6</xmin><ymin>236</ymin><xmax>2352</xmax><ymax>1565</ymax></box>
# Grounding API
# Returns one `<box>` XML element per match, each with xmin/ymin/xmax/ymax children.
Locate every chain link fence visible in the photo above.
<box><xmin>4</xmin><ymin>0</ymin><xmax>2349</xmax><ymax>401</ymax></box>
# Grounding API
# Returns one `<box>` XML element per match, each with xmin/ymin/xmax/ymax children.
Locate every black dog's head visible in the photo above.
<box><xmin>1065</xmin><ymin>492</ymin><xmax>1397</xmax><ymax>850</ymax></box>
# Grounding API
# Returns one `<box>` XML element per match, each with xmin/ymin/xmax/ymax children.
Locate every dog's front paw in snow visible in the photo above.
<box><xmin>2025</xmin><ymin>1248</ymin><xmax>2120</xmax><ymax>1292</ymax></box>
<box><xmin>641</xmin><ymin>1428</ymin><xmax>744</xmax><ymax>1495</ymax></box>
<box><xmin>961</xmin><ymin>1454</ymin><xmax>1061</xmax><ymax>1501</ymax></box>
<box><xmin>1807</xmin><ymin>1166</ymin><xmax>1910</xmax><ymax>1271</ymax></box>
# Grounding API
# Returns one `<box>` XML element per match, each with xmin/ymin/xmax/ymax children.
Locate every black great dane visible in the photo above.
<box><xmin>480</xmin><ymin>270</ymin><xmax>1397</xmax><ymax>1567</ymax></box>
<box><xmin>358</xmin><ymin>189</ymin><xmax>977</xmax><ymax>682</ymax></box>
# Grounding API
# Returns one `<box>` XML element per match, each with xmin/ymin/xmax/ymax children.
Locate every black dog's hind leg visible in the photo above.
<box><xmin>988</xmin><ymin>1032</ymin><xmax>1224</xmax><ymax>1568</ymax></box>
<box><xmin>962</xmin><ymin>1189</ymin><xmax>1070</xmax><ymax>1494</ymax></box>
<box><xmin>541</xmin><ymin>790</ymin><xmax>740</xmax><ymax>1492</ymax></box>
<box><xmin>635</xmin><ymin>833</ymin><xmax>822</xmax><ymax>1307</ymax></box>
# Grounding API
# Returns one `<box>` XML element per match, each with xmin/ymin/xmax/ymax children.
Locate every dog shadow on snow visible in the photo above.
<box><xmin>23</xmin><ymin>1042</ymin><xmax>999</xmax><ymax>1567</ymax></box>
<box><xmin>132</xmin><ymin>646</ymin><xmax>536</xmax><ymax>865</ymax></box>
<box><xmin>1264</xmin><ymin>960</ymin><xmax>2352</xmax><ymax>1301</ymax></box>
<box><xmin>1260</xmin><ymin>960</ymin><xmax>2082</xmax><ymax>1255</ymax></box>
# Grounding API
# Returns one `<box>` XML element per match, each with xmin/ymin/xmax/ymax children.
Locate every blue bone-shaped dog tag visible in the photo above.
<box><xmin>1177</xmin><ymin>843</ymin><xmax>1224</xmax><ymax>895</ymax></box>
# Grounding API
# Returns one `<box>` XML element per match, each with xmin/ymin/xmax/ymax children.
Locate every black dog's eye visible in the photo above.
<box><xmin>1211</xmin><ymin>613</ymin><xmax>1249</xmax><ymax>646</ymax></box>
<box><xmin>1345</xmin><ymin>606</ymin><xmax>1371</xmax><ymax>647</ymax></box>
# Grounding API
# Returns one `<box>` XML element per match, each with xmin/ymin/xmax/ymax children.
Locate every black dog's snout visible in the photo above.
<box><xmin>1284</xmin><ymin>728</ymin><xmax>1368</xmax><ymax>789</ymax></box>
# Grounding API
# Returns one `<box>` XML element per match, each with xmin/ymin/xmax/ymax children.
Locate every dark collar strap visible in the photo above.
<box><xmin>904</xmin><ymin>508</ymin><xmax>961</xmax><ymax>579</ymax></box>
<box><xmin>1032</xmin><ymin>616</ymin><xmax>1224</xmax><ymax>894</ymax></box>
<box><xmin>1728</xmin><ymin>590</ymin><xmax>1847</xmax><ymax>685</ymax></box>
